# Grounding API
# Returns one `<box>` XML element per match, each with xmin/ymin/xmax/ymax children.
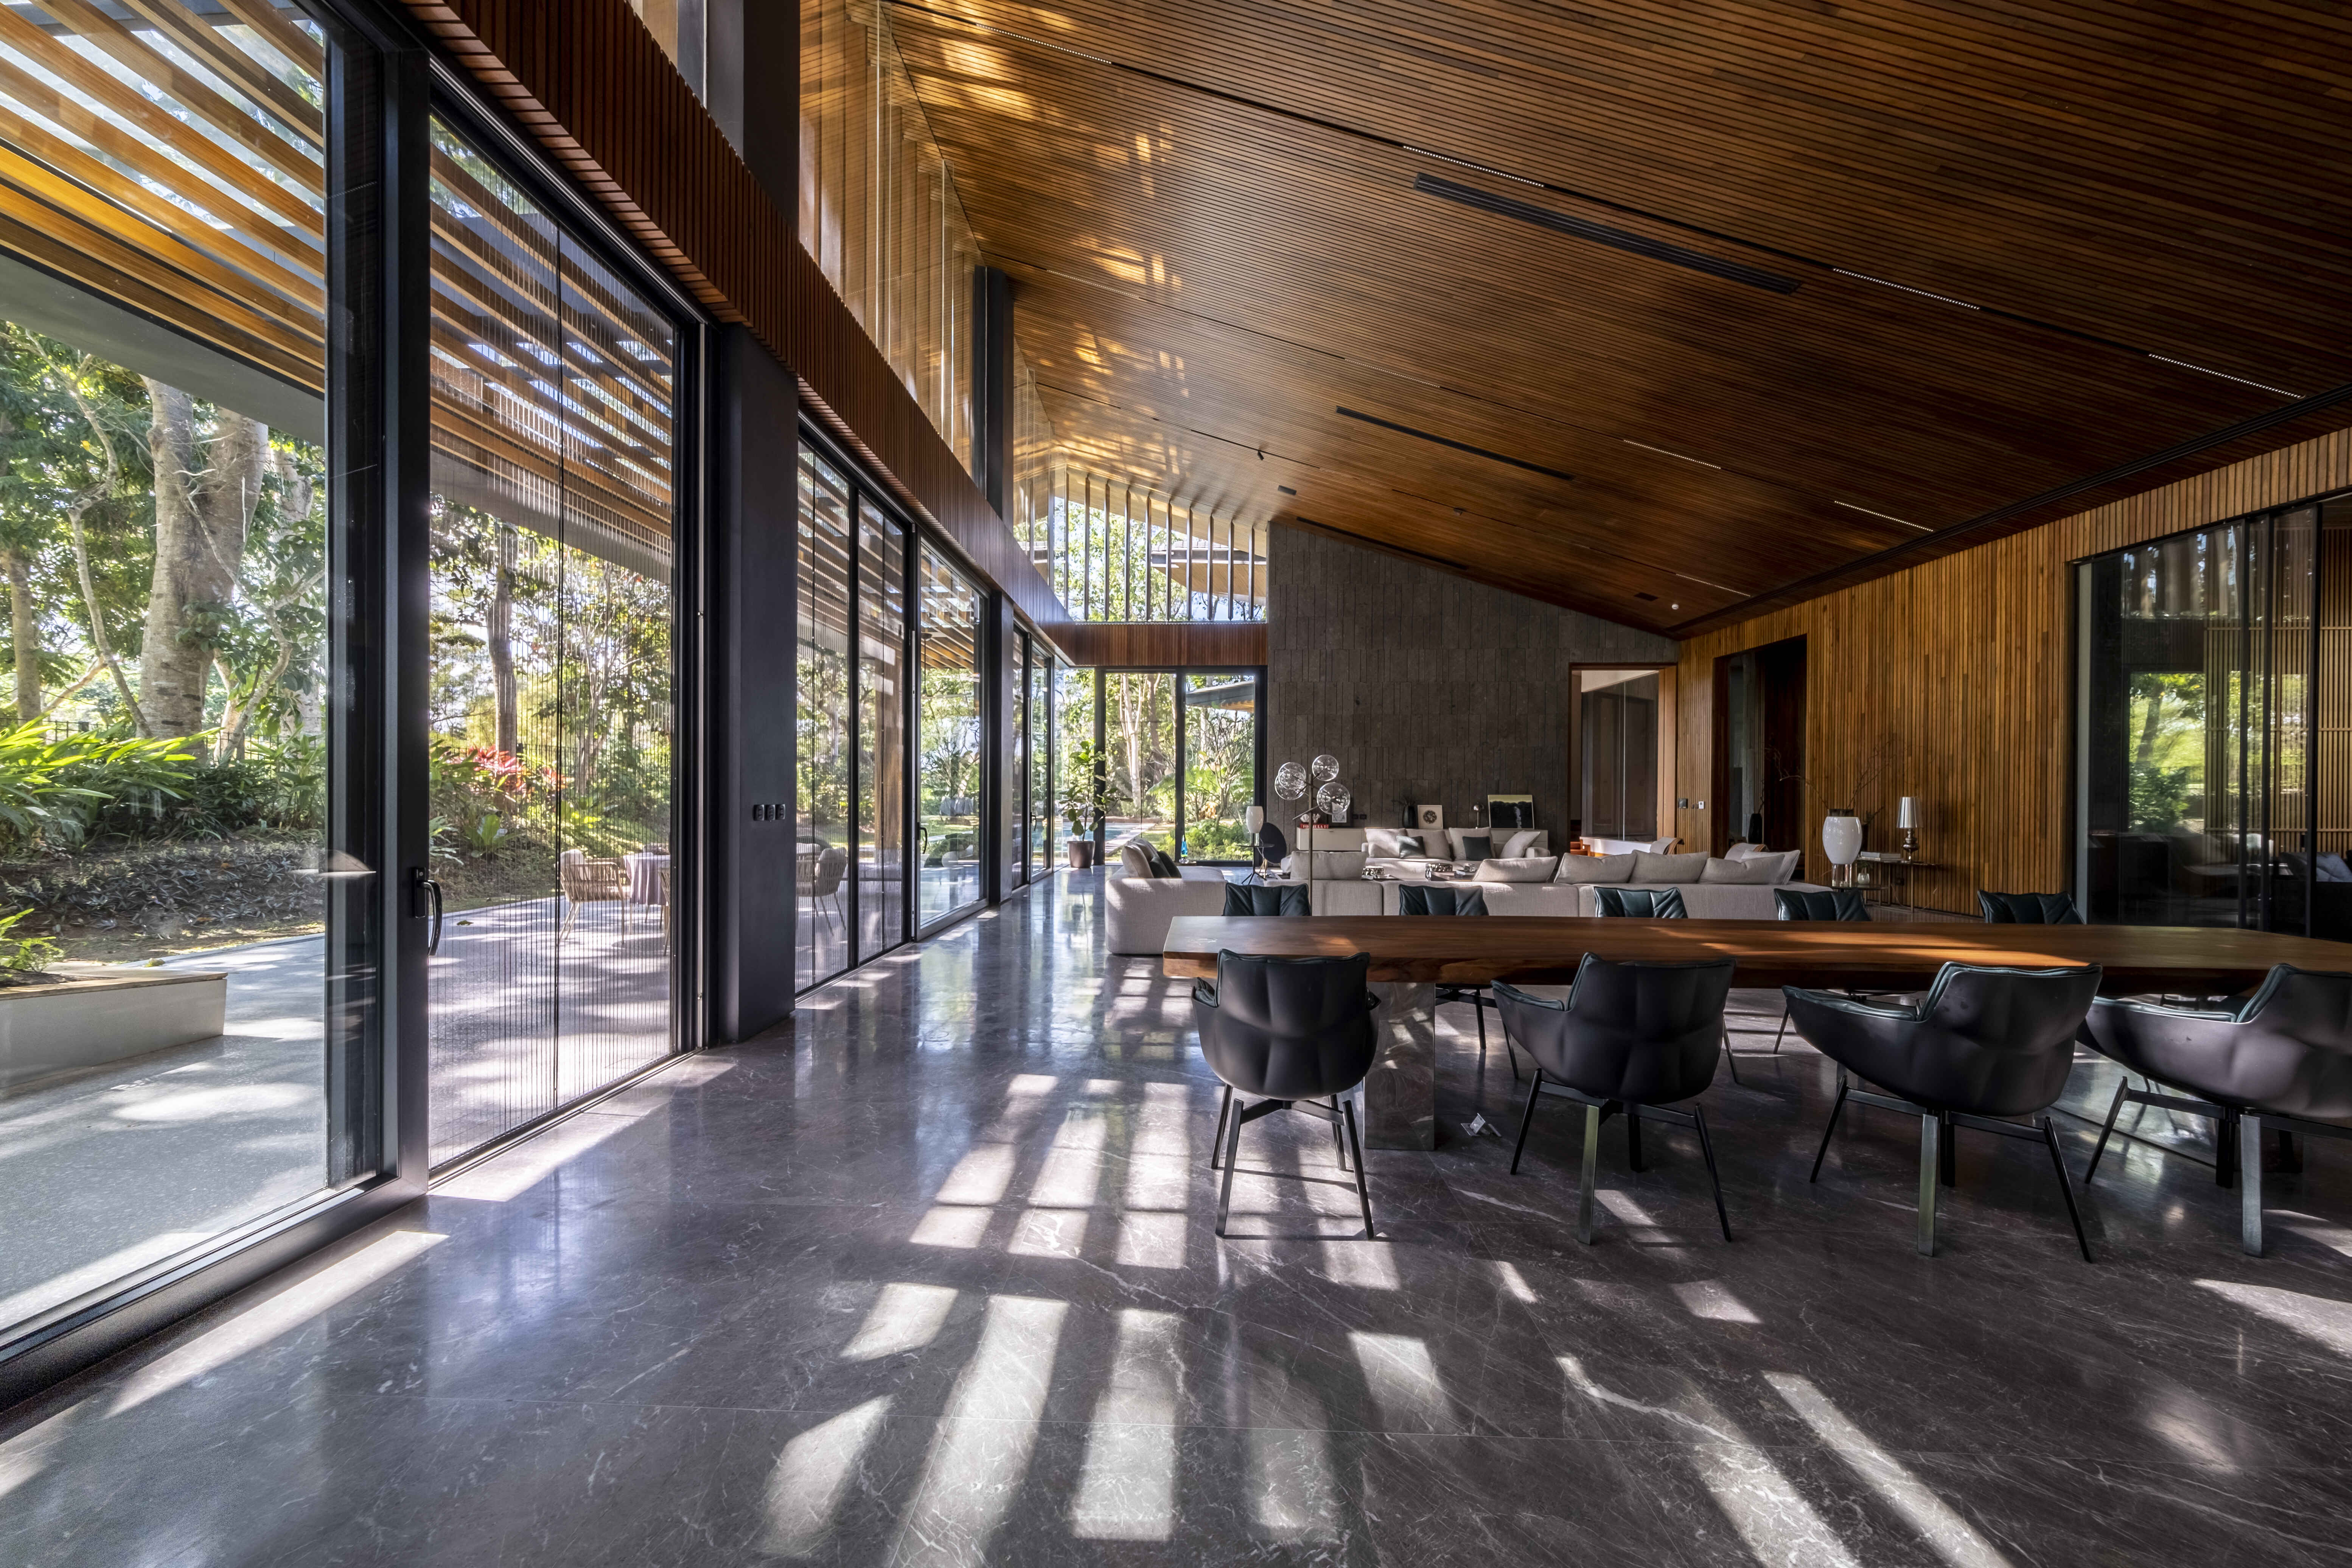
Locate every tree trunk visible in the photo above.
<box><xmin>489</xmin><ymin>524</ymin><xmax>517</xmax><ymax>754</ymax></box>
<box><xmin>140</xmin><ymin>382</ymin><xmax>266</xmax><ymax>745</ymax></box>
<box><xmin>5</xmin><ymin>548</ymin><xmax>36</xmax><ymax>723</ymax></box>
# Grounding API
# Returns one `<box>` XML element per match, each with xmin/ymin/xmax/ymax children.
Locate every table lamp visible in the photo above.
<box><xmin>1898</xmin><ymin>796</ymin><xmax>1918</xmax><ymax>861</ymax></box>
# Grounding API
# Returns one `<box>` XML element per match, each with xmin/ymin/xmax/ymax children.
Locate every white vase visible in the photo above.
<box><xmin>1822</xmin><ymin>813</ymin><xmax>1863</xmax><ymax>872</ymax></box>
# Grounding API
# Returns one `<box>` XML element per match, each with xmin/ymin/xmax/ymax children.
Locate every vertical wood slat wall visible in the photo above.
<box><xmin>1676</xmin><ymin>426</ymin><xmax>2352</xmax><ymax>912</ymax></box>
<box><xmin>404</xmin><ymin>0</ymin><xmax>1069</xmax><ymax>640</ymax></box>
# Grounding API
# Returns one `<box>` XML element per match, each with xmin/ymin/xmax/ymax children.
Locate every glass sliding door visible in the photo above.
<box><xmin>1007</xmin><ymin>629</ymin><xmax>1028</xmax><ymax>890</ymax></box>
<box><xmin>424</xmin><ymin>114</ymin><xmax>679</xmax><ymax>1166</ymax></box>
<box><xmin>1029</xmin><ymin>645</ymin><xmax>1054</xmax><ymax>878</ymax></box>
<box><xmin>1102</xmin><ymin>672</ymin><xmax>1177</xmax><ymax>851</ymax></box>
<box><xmin>1579</xmin><ymin>670</ymin><xmax>1662</xmax><ymax>841</ymax></box>
<box><xmin>857</xmin><ymin>495</ymin><xmax>908</xmax><ymax>960</ymax></box>
<box><xmin>0</xmin><ymin>0</ymin><xmax>384</xmax><ymax>1343</ymax></box>
<box><xmin>2077</xmin><ymin>501</ymin><xmax>2338</xmax><ymax>934</ymax></box>
<box><xmin>917</xmin><ymin>543</ymin><xmax>984</xmax><ymax>925</ymax></box>
<box><xmin>797</xmin><ymin>452</ymin><xmax>853</xmax><ymax>988</ymax></box>
<box><xmin>1181</xmin><ymin>671</ymin><xmax>1259</xmax><ymax>861</ymax></box>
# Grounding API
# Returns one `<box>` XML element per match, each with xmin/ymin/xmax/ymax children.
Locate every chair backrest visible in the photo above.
<box><xmin>2088</xmin><ymin>964</ymin><xmax>2352</xmax><ymax>1121</ymax></box>
<box><xmin>1775</xmin><ymin>887</ymin><xmax>1871</xmax><ymax>922</ymax></box>
<box><xmin>1223</xmin><ymin>882</ymin><xmax>1310</xmax><ymax>917</ymax></box>
<box><xmin>1903</xmin><ymin>962</ymin><xmax>2104</xmax><ymax>1115</ymax></box>
<box><xmin>1495</xmin><ymin>954</ymin><xmax>1736</xmax><ymax>1103</ymax></box>
<box><xmin>1977</xmin><ymin>890</ymin><xmax>2082</xmax><ymax>925</ymax></box>
<box><xmin>1594</xmin><ymin>886</ymin><xmax>1687</xmax><ymax>919</ymax></box>
<box><xmin>814</xmin><ymin>846</ymin><xmax>848</xmax><ymax>894</ymax></box>
<box><xmin>1194</xmin><ymin>950</ymin><xmax>1379</xmax><ymax>1099</ymax></box>
<box><xmin>1400</xmin><ymin>884</ymin><xmax>1486</xmax><ymax>916</ymax></box>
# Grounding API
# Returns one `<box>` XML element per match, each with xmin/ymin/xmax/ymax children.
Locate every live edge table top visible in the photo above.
<box><xmin>1160</xmin><ymin>917</ymin><xmax>2352</xmax><ymax>995</ymax></box>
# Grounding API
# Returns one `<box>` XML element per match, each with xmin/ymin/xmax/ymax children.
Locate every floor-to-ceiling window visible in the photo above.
<box><xmin>0</xmin><ymin>0</ymin><xmax>387</xmax><ymax>1348</ymax></box>
<box><xmin>917</xmin><ymin>543</ymin><xmax>984</xmax><ymax>926</ymax></box>
<box><xmin>1182</xmin><ymin>671</ymin><xmax>1259</xmax><ymax>860</ymax></box>
<box><xmin>857</xmin><ymin>493</ymin><xmax>909</xmax><ymax>962</ymax></box>
<box><xmin>1028</xmin><ymin>639</ymin><xmax>1055</xmax><ymax>878</ymax></box>
<box><xmin>797</xmin><ymin>452</ymin><xmax>854</xmax><ymax>989</ymax></box>
<box><xmin>1006</xmin><ymin>629</ymin><xmax>1028</xmax><ymax>890</ymax></box>
<box><xmin>2077</xmin><ymin>497</ymin><xmax>2346</xmax><ymax>935</ymax></box>
<box><xmin>1102</xmin><ymin>671</ymin><xmax>1177</xmax><ymax>852</ymax></box>
<box><xmin>424</xmin><ymin>113</ymin><xmax>681</xmax><ymax>1166</ymax></box>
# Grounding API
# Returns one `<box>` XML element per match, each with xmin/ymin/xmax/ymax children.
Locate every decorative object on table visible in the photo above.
<box><xmin>1416</xmin><ymin>803</ymin><xmax>1444</xmax><ymax>831</ymax></box>
<box><xmin>1488</xmin><ymin>794</ymin><xmax>1536</xmax><ymax>831</ymax></box>
<box><xmin>1246</xmin><ymin>804</ymin><xmax>1268</xmax><ymax>878</ymax></box>
<box><xmin>1822</xmin><ymin>808</ymin><xmax>1863</xmax><ymax>887</ymax></box>
<box><xmin>1898</xmin><ymin>796</ymin><xmax>1919</xmax><ymax>860</ymax></box>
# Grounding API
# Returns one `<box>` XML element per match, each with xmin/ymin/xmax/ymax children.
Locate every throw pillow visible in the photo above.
<box><xmin>1724</xmin><ymin>841</ymin><xmax>1763</xmax><ymax>861</ymax></box>
<box><xmin>1224</xmin><ymin>883</ymin><xmax>1310</xmax><ymax>916</ymax></box>
<box><xmin>2322</xmin><ymin>853</ymin><xmax>2352</xmax><ymax>883</ymax></box>
<box><xmin>1448</xmin><ymin>830</ymin><xmax>1493</xmax><ymax>862</ymax></box>
<box><xmin>1700</xmin><ymin>855</ymin><xmax>1778</xmax><ymax>884</ymax></box>
<box><xmin>1119</xmin><ymin>843</ymin><xmax>1152</xmax><ymax>877</ymax></box>
<box><xmin>1396</xmin><ymin>833</ymin><xmax>1425</xmax><ymax>857</ymax></box>
<box><xmin>1758</xmin><ymin>850</ymin><xmax>1803</xmax><ymax>883</ymax></box>
<box><xmin>1632</xmin><ymin>851</ymin><xmax>1708</xmax><ymax>884</ymax></box>
<box><xmin>1310</xmin><ymin>849</ymin><xmax>1368</xmax><ymax>880</ymax></box>
<box><xmin>1149</xmin><ymin>845</ymin><xmax>1184</xmax><ymax>878</ymax></box>
<box><xmin>1472</xmin><ymin>855</ymin><xmax>1561</xmax><ymax>883</ymax></box>
<box><xmin>1499</xmin><ymin>829</ymin><xmax>1548</xmax><ymax>857</ymax></box>
<box><xmin>1555</xmin><ymin>852</ymin><xmax>1636</xmax><ymax>884</ymax></box>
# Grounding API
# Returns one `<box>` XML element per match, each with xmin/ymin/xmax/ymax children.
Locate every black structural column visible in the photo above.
<box><xmin>973</xmin><ymin>265</ymin><xmax>1014</xmax><ymax>515</ymax></box>
<box><xmin>709</xmin><ymin>326</ymin><xmax>798</xmax><ymax>1039</ymax></box>
<box><xmin>982</xmin><ymin>590</ymin><xmax>1015</xmax><ymax>905</ymax></box>
<box><xmin>699</xmin><ymin>1</ymin><xmax>796</xmax><ymax>215</ymax></box>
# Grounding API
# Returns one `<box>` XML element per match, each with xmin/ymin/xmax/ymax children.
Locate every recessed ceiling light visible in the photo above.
<box><xmin>1623</xmin><ymin>440</ymin><xmax>1722</xmax><ymax>470</ymax></box>
<box><xmin>1834</xmin><ymin>500</ymin><xmax>1932</xmax><ymax>533</ymax></box>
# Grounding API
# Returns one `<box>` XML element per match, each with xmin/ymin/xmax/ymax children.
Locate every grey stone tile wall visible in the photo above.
<box><xmin>1265</xmin><ymin>527</ymin><xmax>1675</xmax><ymax>837</ymax></box>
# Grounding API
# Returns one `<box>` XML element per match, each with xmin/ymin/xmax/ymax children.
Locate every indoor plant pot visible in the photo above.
<box><xmin>1066</xmin><ymin>838</ymin><xmax>1094</xmax><ymax>869</ymax></box>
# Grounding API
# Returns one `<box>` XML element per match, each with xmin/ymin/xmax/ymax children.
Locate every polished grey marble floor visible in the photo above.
<box><xmin>4</xmin><ymin>870</ymin><xmax>2350</xmax><ymax>1565</ymax></box>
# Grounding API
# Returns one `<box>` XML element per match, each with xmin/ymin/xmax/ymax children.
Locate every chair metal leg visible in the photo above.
<box><xmin>1809</xmin><ymin>1074</ymin><xmax>1850</xmax><ymax>1183</ymax></box>
<box><xmin>1625</xmin><ymin>1103</ymin><xmax>1645</xmax><ymax>1172</ymax></box>
<box><xmin>2241</xmin><ymin>1110</ymin><xmax>2264</xmax><ymax>1257</ymax></box>
<box><xmin>1720</xmin><ymin>1029</ymin><xmax>1743</xmax><ymax>1086</ymax></box>
<box><xmin>2217</xmin><ymin>1106</ymin><xmax>2240</xmax><ymax>1190</ymax></box>
<box><xmin>1331</xmin><ymin>1096</ymin><xmax>1349</xmax><ymax>1172</ymax></box>
<box><xmin>1917</xmin><ymin>1112</ymin><xmax>1941</xmax><ymax>1257</ymax></box>
<box><xmin>1509</xmin><ymin>1069</ymin><xmax>1544</xmax><ymax>1174</ymax></box>
<box><xmin>1938</xmin><ymin>1110</ymin><xmax>1958</xmax><ymax>1188</ymax></box>
<box><xmin>1773</xmin><ymin>1008</ymin><xmax>1790</xmax><ymax>1054</ymax></box>
<box><xmin>1215</xmin><ymin>1098</ymin><xmax>1245</xmax><ymax>1237</ymax></box>
<box><xmin>1342</xmin><ymin>1097</ymin><xmax>1374</xmax><ymax>1239</ymax></box>
<box><xmin>1209</xmin><ymin>1084</ymin><xmax>1232</xmax><ymax>1170</ymax></box>
<box><xmin>1576</xmin><ymin>1102</ymin><xmax>1603</xmax><ymax>1245</ymax></box>
<box><xmin>1692</xmin><ymin>1104</ymin><xmax>1733</xmax><ymax>1242</ymax></box>
<box><xmin>2040</xmin><ymin>1116</ymin><xmax>2094</xmax><ymax>1263</ymax></box>
<box><xmin>2084</xmin><ymin>1077</ymin><xmax>2130</xmax><ymax>1185</ymax></box>
<box><xmin>1475</xmin><ymin>996</ymin><xmax>1488</xmax><ymax>1063</ymax></box>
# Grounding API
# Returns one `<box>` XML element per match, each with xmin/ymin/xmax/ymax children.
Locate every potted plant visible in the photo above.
<box><xmin>1063</xmin><ymin>741</ymin><xmax>1109</xmax><ymax>869</ymax></box>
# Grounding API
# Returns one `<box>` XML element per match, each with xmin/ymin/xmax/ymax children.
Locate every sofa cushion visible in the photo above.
<box><xmin>1224</xmin><ymin>883</ymin><xmax>1310</xmax><ymax>916</ymax></box>
<box><xmin>1701</xmin><ymin>855</ymin><xmax>1781</xmax><ymax>884</ymax></box>
<box><xmin>1366</xmin><ymin>826</ymin><xmax>1440</xmax><ymax>859</ymax></box>
<box><xmin>1632</xmin><ymin>851</ymin><xmax>1708</xmax><ymax>884</ymax></box>
<box><xmin>1119</xmin><ymin>843</ymin><xmax>1152</xmax><ymax>877</ymax></box>
<box><xmin>1145</xmin><ymin>844</ymin><xmax>1183</xmax><ymax>878</ymax></box>
<box><xmin>1497</xmin><ymin>828</ymin><xmax>1549</xmax><ymax>857</ymax></box>
<box><xmin>1556</xmin><ymin>853</ymin><xmax>1636</xmax><ymax>884</ymax></box>
<box><xmin>1310</xmin><ymin>849</ymin><xmax>1368</xmax><ymax>880</ymax></box>
<box><xmin>1473</xmin><ymin>855</ymin><xmax>1560</xmax><ymax>883</ymax></box>
<box><xmin>1448</xmin><ymin>830</ymin><xmax>1493</xmax><ymax>861</ymax></box>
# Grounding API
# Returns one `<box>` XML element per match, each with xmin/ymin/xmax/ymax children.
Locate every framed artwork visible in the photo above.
<box><xmin>1415</xmin><ymin>803</ymin><xmax>1444</xmax><ymax>831</ymax></box>
<box><xmin>1488</xmin><ymin>794</ymin><xmax>1536</xmax><ymax>830</ymax></box>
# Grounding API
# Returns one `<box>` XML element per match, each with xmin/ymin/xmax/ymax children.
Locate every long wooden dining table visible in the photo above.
<box><xmin>1161</xmin><ymin>915</ymin><xmax>2352</xmax><ymax>1148</ymax></box>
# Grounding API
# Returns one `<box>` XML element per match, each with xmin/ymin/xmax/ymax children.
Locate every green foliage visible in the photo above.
<box><xmin>2129</xmin><ymin>761</ymin><xmax>2197</xmax><ymax>832</ymax></box>
<box><xmin>1060</xmin><ymin>739</ymin><xmax>1109</xmax><ymax>838</ymax></box>
<box><xmin>0</xmin><ymin>723</ymin><xmax>198</xmax><ymax>850</ymax></box>
<box><xmin>0</xmin><ymin>906</ymin><xmax>59</xmax><ymax>974</ymax></box>
<box><xmin>559</xmin><ymin>799</ymin><xmax>639</xmax><ymax>860</ymax></box>
<box><xmin>460</xmin><ymin>810</ymin><xmax>512</xmax><ymax>856</ymax></box>
<box><xmin>1185</xmin><ymin>820</ymin><xmax>1250</xmax><ymax>860</ymax></box>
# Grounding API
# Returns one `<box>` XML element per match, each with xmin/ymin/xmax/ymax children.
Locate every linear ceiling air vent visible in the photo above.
<box><xmin>1335</xmin><ymin>406</ymin><xmax>1574</xmax><ymax>484</ymax></box>
<box><xmin>1415</xmin><ymin>174</ymin><xmax>1800</xmax><ymax>295</ymax></box>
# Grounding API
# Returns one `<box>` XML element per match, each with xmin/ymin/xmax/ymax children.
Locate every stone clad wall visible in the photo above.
<box><xmin>1265</xmin><ymin>528</ymin><xmax>1675</xmax><ymax>839</ymax></box>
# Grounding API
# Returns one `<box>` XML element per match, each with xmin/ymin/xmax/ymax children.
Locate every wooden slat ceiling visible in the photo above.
<box><xmin>885</xmin><ymin>0</ymin><xmax>2352</xmax><ymax>634</ymax></box>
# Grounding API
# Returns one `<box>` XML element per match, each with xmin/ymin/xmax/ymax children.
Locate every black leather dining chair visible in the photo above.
<box><xmin>1788</xmin><ymin>962</ymin><xmax>2103</xmax><ymax>1260</ymax></box>
<box><xmin>1400</xmin><ymin>883</ymin><xmax>1509</xmax><ymax>1076</ymax></box>
<box><xmin>1593</xmin><ymin>886</ymin><xmax>1688</xmax><ymax>919</ymax></box>
<box><xmin>1769</xmin><ymin>887</ymin><xmax>1872</xmax><ymax>1052</ymax></box>
<box><xmin>1592</xmin><ymin>884</ymin><xmax>1735</xmax><ymax>1082</ymax></box>
<box><xmin>1977</xmin><ymin>890</ymin><xmax>2083</xmax><ymax>925</ymax></box>
<box><xmin>1494</xmin><ymin>955</ymin><xmax>1739</xmax><ymax>1244</ymax></box>
<box><xmin>2080</xmin><ymin>965</ymin><xmax>2352</xmax><ymax>1256</ymax></box>
<box><xmin>1194</xmin><ymin>950</ymin><xmax>1380</xmax><ymax>1238</ymax></box>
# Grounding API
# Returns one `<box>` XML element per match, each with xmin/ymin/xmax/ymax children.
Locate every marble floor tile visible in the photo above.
<box><xmin>5</xmin><ymin>869</ymin><xmax>2350</xmax><ymax>1566</ymax></box>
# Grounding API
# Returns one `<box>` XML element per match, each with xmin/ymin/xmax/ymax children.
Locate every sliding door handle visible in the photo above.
<box><xmin>413</xmin><ymin>867</ymin><xmax>444</xmax><ymax>955</ymax></box>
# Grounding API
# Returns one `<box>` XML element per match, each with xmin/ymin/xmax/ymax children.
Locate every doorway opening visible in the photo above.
<box><xmin>1713</xmin><ymin>637</ymin><xmax>1808</xmax><ymax>856</ymax></box>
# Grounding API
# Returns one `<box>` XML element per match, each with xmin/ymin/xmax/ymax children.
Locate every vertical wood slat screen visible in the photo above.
<box><xmin>1014</xmin><ymin>461</ymin><xmax>1270</xmax><ymax>625</ymax></box>
<box><xmin>1676</xmin><ymin>427</ymin><xmax>2352</xmax><ymax>910</ymax></box>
